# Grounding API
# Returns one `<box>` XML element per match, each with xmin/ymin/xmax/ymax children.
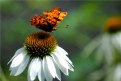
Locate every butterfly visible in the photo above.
<box><xmin>30</xmin><ymin>8</ymin><xmax>67</xmax><ymax>32</ymax></box>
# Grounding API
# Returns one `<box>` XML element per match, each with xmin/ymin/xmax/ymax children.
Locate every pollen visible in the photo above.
<box><xmin>24</xmin><ymin>32</ymin><xmax>57</xmax><ymax>58</ymax></box>
<box><xmin>105</xmin><ymin>16</ymin><xmax>121</xmax><ymax>33</ymax></box>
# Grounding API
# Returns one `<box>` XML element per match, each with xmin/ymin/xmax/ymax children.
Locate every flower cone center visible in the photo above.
<box><xmin>24</xmin><ymin>32</ymin><xmax>57</xmax><ymax>58</ymax></box>
<box><xmin>105</xmin><ymin>17</ymin><xmax>121</xmax><ymax>33</ymax></box>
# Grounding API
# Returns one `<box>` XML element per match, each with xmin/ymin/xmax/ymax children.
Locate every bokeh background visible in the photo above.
<box><xmin>1</xmin><ymin>0</ymin><xmax>121</xmax><ymax>81</ymax></box>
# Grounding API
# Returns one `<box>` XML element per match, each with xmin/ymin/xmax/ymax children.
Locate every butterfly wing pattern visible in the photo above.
<box><xmin>30</xmin><ymin>8</ymin><xmax>67</xmax><ymax>32</ymax></box>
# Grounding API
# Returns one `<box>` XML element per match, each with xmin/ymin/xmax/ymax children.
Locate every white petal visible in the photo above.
<box><xmin>38</xmin><ymin>60</ymin><xmax>45</xmax><ymax>81</ymax></box>
<box><xmin>15</xmin><ymin>55</ymin><xmax>30</xmax><ymax>76</ymax></box>
<box><xmin>10</xmin><ymin>55</ymin><xmax>30</xmax><ymax>76</ymax></box>
<box><xmin>82</xmin><ymin>36</ymin><xmax>102</xmax><ymax>57</ymax></box>
<box><xmin>8</xmin><ymin>47</ymin><xmax>26</xmax><ymax>64</ymax></box>
<box><xmin>114</xmin><ymin>64</ymin><xmax>121</xmax><ymax>81</ymax></box>
<box><xmin>55</xmin><ymin>52</ymin><xmax>73</xmax><ymax>71</ymax></box>
<box><xmin>52</xmin><ymin>59</ymin><xmax>61</xmax><ymax>81</ymax></box>
<box><xmin>104</xmin><ymin>34</ymin><xmax>114</xmax><ymax>64</ymax></box>
<box><xmin>118</xmin><ymin>34</ymin><xmax>121</xmax><ymax>48</ymax></box>
<box><xmin>46</xmin><ymin>56</ymin><xmax>59</xmax><ymax>79</ymax></box>
<box><xmin>95</xmin><ymin>43</ymin><xmax>104</xmax><ymax>63</ymax></box>
<box><xmin>96</xmin><ymin>34</ymin><xmax>113</xmax><ymax>65</ymax></box>
<box><xmin>10</xmin><ymin>65</ymin><xmax>19</xmax><ymax>76</ymax></box>
<box><xmin>43</xmin><ymin>57</ymin><xmax>53</xmax><ymax>81</ymax></box>
<box><xmin>112</xmin><ymin>33</ymin><xmax>121</xmax><ymax>53</ymax></box>
<box><xmin>10</xmin><ymin>53</ymin><xmax>26</xmax><ymax>68</ymax></box>
<box><xmin>28</xmin><ymin>58</ymin><xmax>40</xmax><ymax>81</ymax></box>
<box><xmin>52</xmin><ymin>53</ymin><xmax>69</xmax><ymax>75</ymax></box>
<box><xmin>57</xmin><ymin>46</ymin><xmax>68</xmax><ymax>55</ymax></box>
<box><xmin>55</xmin><ymin>47</ymin><xmax>73</xmax><ymax>66</ymax></box>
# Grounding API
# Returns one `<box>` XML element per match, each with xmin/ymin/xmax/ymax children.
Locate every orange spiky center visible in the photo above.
<box><xmin>105</xmin><ymin>17</ymin><xmax>121</xmax><ymax>33</ymax></box>
<box><xmin>24</xmin><ymin>32</ymin><xmax>57</xmax><ymax>58</ymax></box>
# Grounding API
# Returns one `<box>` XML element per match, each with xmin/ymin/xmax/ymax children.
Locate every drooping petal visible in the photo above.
<box><xmin>8</xmin><ymin>47</ymin><xmax>26</xmax><ymax>64</ymax></box>
<box><xmin>54</xmin><ymin>52</ymin><xmax>73</xmax><ymax>71</ymax></box>
<box><xmin>15</xmin><ymin>56</ymin><xmax>30</xmax><ymax>76</ymax></box>
<box><xmin>113</xmin><ymin>64</ymin><xmax>121</xmax><ymax>81</ymax></box>
<box><xmin>82</xmin><ymin>36</ymin><xmax>102</xmax><ymax>57</ymax></box>
<box><xmin>117</xmin><ymin>33</ymin><xmax>121</xmax><ymax>49</ymax></box>
<box><xmin>103</xmin><ymin>34</ymin><xmax>114</xmax><ymax>64</ymax></box>
<box><xmin>52</xmin><ymin>53</ymin><xmax>69</xmax><ymax>76</ymax></box>
<box><xmin>28</xmin><ymin>59</ymin><xmax>36</xmax><ymax>81</ymax></box>
<box><xmin>56</xmin><ymin>46</ymin><xmax>73</xmax><ymax>66</ymax></box>
<box><xmin>46</xmin><ymin>56</ymin><xmax>59</xmax><ymax>79</ymax></box>
<box><xmin>10</xmin><ymin>55</ymin><xmax>30</xmax><ymax>76</ymax></box>
<box><xmin>10</xmin><ymin>66</ymin><xmax>19</xmax><ymax>76</ymax></box>
<box><xmin>15</xmin><ymin>55</ymin><xmax>30</xmax><ymax>76</ymax></box>
<box><xmin>112</xmin><ymin>32</ymin><xmax>121</xmax><ymax>53</ymax></box>
<box><xmin>38</xmin><ymin>60</ymin><xmax>45</xmax><ymax>81</ymax></box>
<box><xmin>96</xmin><ymin>34</ymin><xmax>114</xmax><ymax>65</ymax></box>
<box><xmin>57</xmin><ymin>46</ymin><xmax>68</xmax><ymax>55</ymax></box>
<box><xmin>95</xmin><ymin>42</ymin><xmax>104</xmax><ymax>63</ymax></box>
<box><xmin>52</xmin><ymin>58</ymin><xmax>61</xmax><ymax>81</ymax></box>
<box><xmin>10</xmin><ymin>52</ymin><xmax>26</xmax><ymax>68</ymax></box>
<box><xmin>43</xmin><ymin>57</ymin><xmax>53</xmax><ymax>81</ymax></box>
<box><xmin>28</xmin><ymin>58</ymin><xmax>40</xmax><ymax>81</ymax></box>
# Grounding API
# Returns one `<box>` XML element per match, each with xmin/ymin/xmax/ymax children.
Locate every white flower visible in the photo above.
<box><xmin>83</xmin><ymin>32</ymin><xmax>121</xmax><ymax>65</ymax></box>
<box><xmin>96</xmin><ymin>32</ymin><xmax>121</xmax><ymax>65</ymax></box>
<box><xmin>8</xmin><ymin>32</ymin><xmax>74</xmax><ymax>81</ymax></box>
<box><xmin>82</xmin><ymin>16</ymin><xmax>121</xmax><ymax>81</ymax></box>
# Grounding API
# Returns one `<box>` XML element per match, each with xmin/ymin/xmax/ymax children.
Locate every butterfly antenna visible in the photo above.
<box><xmin>57</xmin><ymin>25</ymin><xmax>70</xmax><ymax>29</ymax></box>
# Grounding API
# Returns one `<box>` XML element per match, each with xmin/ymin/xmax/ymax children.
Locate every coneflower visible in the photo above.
<box><xmin>83</xmin><ymin>16</ymin><xmax>121</xmax><ymax>65</ymax></box>
<box><xmin>83</xmin><ymin>16</ymin><xmax>121</xmax><ymax>81</ymax></box>
<box><xmin>8</xmin><ymin>8</ymin><xmax>74</xmax><ymax>81</ymax></box>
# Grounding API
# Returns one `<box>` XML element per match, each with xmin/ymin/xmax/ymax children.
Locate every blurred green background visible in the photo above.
<box><xmin>1</xmin><ymin>0</ymin><xmax>121</xmax><ymax>81</ymax></box>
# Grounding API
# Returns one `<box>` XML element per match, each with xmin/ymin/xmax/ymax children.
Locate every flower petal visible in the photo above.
<box><xmin>82</xmin><ymin>36</ymin><xmax>102</xmax><ymax>57</ymax></box>
<box><xmin>55</xmin><ymin>52</ymin><xmax>73</xmax><ymax>71</ymax></box>
<box><xmin>112</xmin><ymin>32</ymin><xmax>121</xmax><ymax>53</ymax></box>
<box><xmin>10</xmin><ymin>55</ymin><xmax>30</xmax><ymax>76</ymax></box>
<box><xmin>15</xmin><ymin>55</ymin><xmax>30</xmax><ymax>76</ymax></box>
<box><xmin>46</xmin><ymin>56</ymin><xmax>59</xmax><ymax>79</ymax></box>
<box><xmin>43</xmin><ymin>57</ymin><xmax>53</xmax><ymax>81</ymax></box>
<box><xmin>8</xmin><ymin>47</ymin><xmax>26</xmax><ymax>64</ymax></box>
<box><xmin>103</xmin><ymin>34</ymin><xmax>114</xmax><ymax>64</ymax></box>
<box><xmin>10</xmin><ymin>65</ymin><xmax>19</xmax><ymax>76</ymax></box>
<box><xmin>28</xmin><ymin>58</ymin><xmax>40</xmax><ymax>81</ymax></box>
<box><xmin>38</xmin><ymin>60</ymin><xmax>45</xmax><ymax>81</ymax></box>
<box><xmin>52</xmin><ymin>53</ymin><xmax>69</xmax><ymax>76</ymax></box>
<box><xmin>52</xmin><ymin>58</ymin><xmax>61</xmax><ymax>81</ymax></box>
<box><xmin>10</xmin><ymin>52</ymin><xmax>26</xmax><ymax>68</ymax></box>
<box><xmin>56</xmin><ymin>46</ymin><xmax>73</xmax><ymax>66</ymax></box>
<box><xmin>113</xmin><ymin>64</ymin><xmax>121</xmax><ymax>81</ymax></box>
<box><xmin>57</xmin><ymin>46</ymin><xmax>68</xmax><ymax>55</ymax></box>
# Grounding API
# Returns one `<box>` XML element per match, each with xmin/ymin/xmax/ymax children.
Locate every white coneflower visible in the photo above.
<box><xmin>8</xmin><ymin>32</ymin><xmax>74</xmax><ymax>81</ymax></box>
<box><xmin>83</xmin><ymin>16</ymin><xmax>121</xmax><ymax>65</ymax></box>
<box><xmin>83</xmin><ymin>16</ymin><xmax>121</xmax><ymax>81</ymax></box>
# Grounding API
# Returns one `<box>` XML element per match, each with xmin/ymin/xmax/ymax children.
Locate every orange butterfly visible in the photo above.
<box><xmin>30</xmin><ymin>8</ymin><xmax>67</xmax><ymax>32</ymax></box>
